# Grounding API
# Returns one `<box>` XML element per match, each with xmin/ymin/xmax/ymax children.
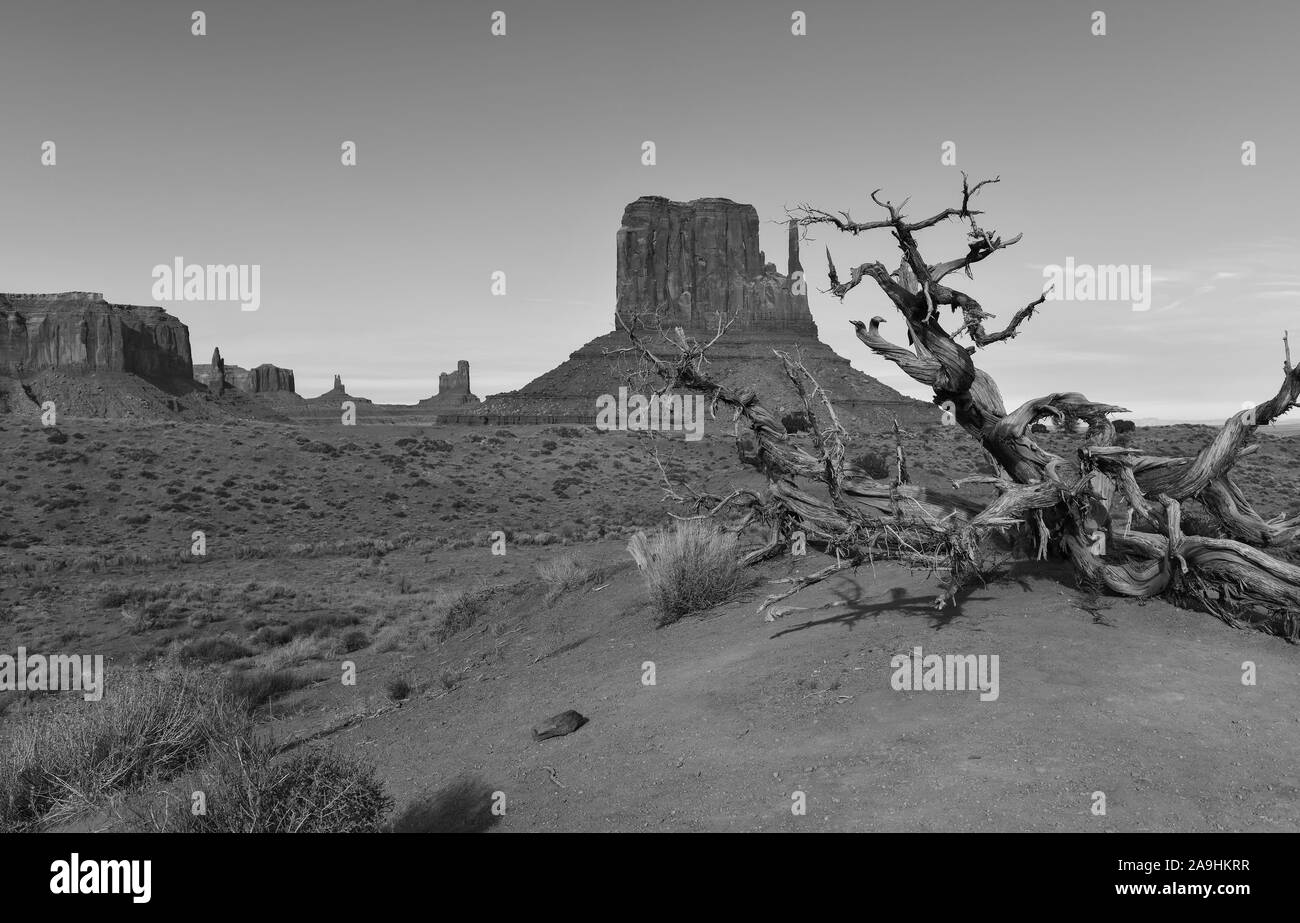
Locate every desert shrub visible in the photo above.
<box><xmin>852</xmin><ymin>449</ymin><xmax>891</xmax><ymax>480</ymax></box>
<box><xmin>145</xmin><ymin>737</ymin><xmax>392</xmax><ymax>833</ymax></box>
<box><xmin>265</xmin><ymin>636</ymin><xmax>335</xmax><ymax>668</ymax></box>
<box><xmin>252</xmin><ymin>624</ymin><xmax>295</xmax><ymax>647</ymax></box>
<box><xmin>433</xmin><ymin>588</ymin><xmax>491</xmax><ymax>641</ymax></box>
<box><xmin>177</xmin><ymin>637</ymin><xmax>253</xmax><ymax>665</ymax></box>
<box><xmin>227</xmin><ymin>667</ymin><xmax>311</xmax><ymax>710</ymax></box>
<box><xmin>536</xmin><ymin>554</ymin><xmax>594</xmax><ymax>605</ymax></box>
<box><xmin>1030</xmin><ymin>423</ymin><xmax>1049</xmax><ymax>434</ymax></box>
<box><xmin>384</xmin><ymin>677</ymin><xmax>412</xmax><ymax>701</ymax></box>
<box><xmin>626</xmin><ymin>520</ymin><xmax>747</xmax><ymax>626</ymax></box>
<box><xmin>1113</xmin><ymin>419</ymin><xmax>1136</xmax><ymax>434</ymax></box>
<box><xmin>297</xmin><ymin>612</ymin><xmax>361</xmax><ymax>637</ymax></box>
<box><xmin>0</xmin><ymin>669</ymin><xmax>246</xmax><ymax>832</ymax></box>
<box><xmin>120</xmin><ymin>605</ymin><xmax>162</xmax><ymax>635</ymax></box>
<box><xmin>340</xmin><ymin>629</ymin><xmax>369</xmax><ymax>652</ymax></box>
<box><xmin>781</xmin><ymin>411</ymin><xmax>812</xmax><ymax>434</ymax></box>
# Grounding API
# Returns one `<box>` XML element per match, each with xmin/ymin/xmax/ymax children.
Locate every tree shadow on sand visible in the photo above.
<box><xmin>387</xmin><ymin>774</ymin><xmax>502</xmax><ymax>833</ymax></box>
<box><xmin>768</xmin><ymin>580</ymin><xmax>993</xmax><ymax>640</ymax></box>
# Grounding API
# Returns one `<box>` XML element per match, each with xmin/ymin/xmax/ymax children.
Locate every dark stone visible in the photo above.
<box><xmin>532</xmin><ymin>709</ymin><xmax>588</xmax><ymax>741</ymax></box>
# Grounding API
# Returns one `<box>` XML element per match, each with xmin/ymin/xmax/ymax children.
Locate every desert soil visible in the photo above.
<box><xmin>1</xmin><ymin>419</ymin><xmax>1297</xmax><ymax>831</ymax></box>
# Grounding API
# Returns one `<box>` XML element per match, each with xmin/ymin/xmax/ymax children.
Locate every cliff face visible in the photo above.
<box><xmin>615</xmin><ymin>197</ymin><xmax>815</xmax><ymax>335</ymax></box>
<box><xmin>245</xmin><ymin>364</ymin><xmax>295</xmax><ymax>393</ymax></box>
<box><xmin>0</xmin><ymin>292</ymin><xmax>192</xmax><ymax>380</ymax></box>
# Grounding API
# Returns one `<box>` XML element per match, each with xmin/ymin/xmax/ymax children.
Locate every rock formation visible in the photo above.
<box><xmin>0</xmin><ymin>292</ymin><xmax>192</xmax><ymax>381</ymax></box>
<box><xmin>464</xmin><ymin>196</ymin><xmax>936</xmax><ymax>430</ymax></box>
<box><xmin>245</xmin><ymin>363</ymin><xmax>295</xmax><ymax>393</ymax></box>
<box><xmin>419</xmin><ymin>360</ymin><xmax>480</xmax><ymax>408</ymax></box>
<box><xmin>209</xmin><ymin>347</ymin><xmax>227</xmax><ymax>396</ymax></box>
<box><xmin>194</xmin><ymin>356</ymin><xmax>296</xmax><ymax>395</ymax></box>
<box><xmin>615</xmin><ymin>197</ymin><xmax>815</xmax><ymax>335</ymax></box>
<box><xmin>0</xmin><ymin>293</ymin><xmax>293</xmax><ymax>421</ymax></box>
<box><xmin>306</xmin><ymin>373</ymin><xmax>369</xmax><ymax>404</ymax></box>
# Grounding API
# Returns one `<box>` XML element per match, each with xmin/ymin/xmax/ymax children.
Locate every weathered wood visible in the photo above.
<box><xmin>622</xmin><ymin>180</ymin><xmax>1299</xmax><ymax>640</ymax></box>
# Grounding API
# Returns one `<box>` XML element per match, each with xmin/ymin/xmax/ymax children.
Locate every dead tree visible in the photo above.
<box><xmin>619</xmin><ymin>176</ymin><xmax>1300</xmax><ymax>641</ymax></box>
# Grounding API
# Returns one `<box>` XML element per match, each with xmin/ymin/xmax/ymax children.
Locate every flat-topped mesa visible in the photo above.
<box><xmin>245</xmin><ymin>364</ymin><xmax>295</xmax><ymax>393</ymax></box>
<box><xmin>0</xmin><ymin>291</ymin><xmax>192</xmax><ymax>380</ymax></box>
<box><xmin>615</xmin><ymin>197</ymin><xmax>815</xmax><ymax>336</ymax></box>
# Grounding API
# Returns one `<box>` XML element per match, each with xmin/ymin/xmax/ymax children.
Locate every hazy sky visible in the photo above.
<box><xmin>2</xmin><ymin>0</ymin><xmax>1297</xmax><ymax>420</ymax></box>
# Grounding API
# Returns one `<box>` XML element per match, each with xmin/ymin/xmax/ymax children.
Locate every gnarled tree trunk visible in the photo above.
<box><xmin>618</xmin><ymin>177</ymin><xmax>1300</xmax><ymax>641</ymax></box>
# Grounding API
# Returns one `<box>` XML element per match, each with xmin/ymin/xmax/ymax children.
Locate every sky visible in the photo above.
<box><xmin>2</xmin><ymin>0</ymin><xmax>1297</xmax><ymax>421</ymax></box>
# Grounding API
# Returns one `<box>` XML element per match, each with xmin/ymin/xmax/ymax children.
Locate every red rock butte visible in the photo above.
<box><xmin>456</xmin><ymin>196</ymin><xmax>937</xmax><ymax>430</ymax></box>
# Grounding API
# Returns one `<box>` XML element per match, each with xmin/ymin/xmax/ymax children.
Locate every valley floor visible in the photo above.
<box><xmin>3</xmin><ymin>419</ymin><xmax>1297</xmax><ymax>832</ymax></box>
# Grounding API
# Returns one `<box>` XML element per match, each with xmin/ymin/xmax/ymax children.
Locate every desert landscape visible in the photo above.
<box><xmin>2</xmin><ymin>188</ymin><xmax>1299</xmax><ymax>835</ymax></box>
<box><xmin>1</xmin><ymin>416</ymin><xmax>1299</xmax><ymax>832</ymax></box>
<box><xmin>2</xmin><ymin>4</ymin><xmax>1297</xmax><ymax>877</ymax></box>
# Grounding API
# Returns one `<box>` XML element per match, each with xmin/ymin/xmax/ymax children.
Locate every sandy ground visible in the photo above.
<box><xmin>3</xmin><ymin>420</ymin><xmax>1297</xmax><ymax>832</ymax></box>
<box><xmin>270</xmin><ymin>544</ymin><xmax>1300</xmax><ymax>832</ymax></box>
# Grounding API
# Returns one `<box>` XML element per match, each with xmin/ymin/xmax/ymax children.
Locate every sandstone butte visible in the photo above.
<box><xmin>461</xmin><ymin>196</ymin><xmax>937</xmax><ymax>430</ymax></box>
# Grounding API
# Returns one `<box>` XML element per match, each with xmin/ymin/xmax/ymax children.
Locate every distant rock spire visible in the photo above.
<box><xmin>333</xmin><ymin>374</ymin><xmax>343</xmax><ymax>392</ymax></box>
<box><xmin>788</xmin><ymin>218</ymin><xmax>803</xmax><ymax>277</ymax></box>
<box><xmin>420</xmin><ymin>360</ymin><xmax>479</xmax><ymax>408</ymax></box>
<box><xmin>209</xmin><ymin>347</ymin><xmax>226</xmax><ymax>396</ymax></box>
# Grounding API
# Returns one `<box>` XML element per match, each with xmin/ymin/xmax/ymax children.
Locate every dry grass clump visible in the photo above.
<box><xmin>535</xmin><ymin>553</ymin><xmax>601</xmax><ymax>605</ymax></box>
<box><xmin>141</xmin><ymin>736</ymin><xmax>393</xmax><ymax>833</ymax></box>
<box><xmin>432</xmin><ymin>586</ymin><xmax>496</xmax><ymax>641</ymax></box>
<box><xmin>0</xmin><ymin>669</ymin><xmax>247</xmax><ymax>832</ymax></box>
<box><xmin>627</xmin><ymin>520</ymin><xmax>747</xmax><ymax>626</ymax></box>
<box><xmin>227</xmin><ymin>666</ymin><xmax>314</xmax><ymax>710</ymax></box>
